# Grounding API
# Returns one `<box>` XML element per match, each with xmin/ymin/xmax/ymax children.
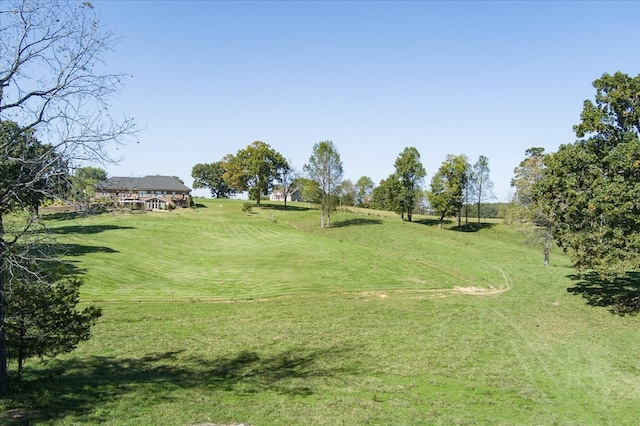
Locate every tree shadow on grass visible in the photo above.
<box><xmin>48</xmin><ymin>224</ymin><xmax>135</xmax><ymax>235</ymax></box>
<box><xmin>450</xmin><ymin>222</ymin><xmax>495</xmax><ymax>232</ymax></box>
<box><xmin>53</xmin><ymin>243</ymin><xmax>119</xmax><ymax>257</ymax></box>
<box><xmin>330</xmin><ymin>218</ymin><xmax>383</xmax><ymax>228</ymax></box>
<box><xmin>414</xmin><ymin>218</ymin><xmax>449</xmax><ymax>227</ymax></box>
<box><xmin>3</xmin><ymin>346</ymin><xmax>355</xmax><ymax>424</ymax></box>
<box><xmin>567</xmin><ymin>272</ymin><xmax>640</xmax><ymax>315</ymax></box>
<box><xmin>259</xmin><ymin>203</ymin><xmax>312</xmax><ymax>212</ymax></box>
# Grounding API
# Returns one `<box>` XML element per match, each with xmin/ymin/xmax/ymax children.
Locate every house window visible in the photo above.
<box><xmin>139</xmin><ymin>191</ymin><xmax>147</xmax><ymax>197</ymax></box>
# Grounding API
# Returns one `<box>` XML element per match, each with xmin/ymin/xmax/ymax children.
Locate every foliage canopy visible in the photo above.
<box><xmin>535</xmin><ymin>72</ymin><xmax>640</xmax><ymax>277</ymax></box>
<box><xmin>223</xmin><ymin>141</ymin><xmax>288</xmax><ymax>206</ymax></box>
<box><xmin>192</xmin><ymin>162</ymin><xmax>234</xmax><ymax>199</ymax></box>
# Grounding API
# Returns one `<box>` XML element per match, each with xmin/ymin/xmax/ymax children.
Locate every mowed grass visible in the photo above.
<box><xmin>3</xmin><ymin>198</ymin><xmax>640</xmax><ymax>425</ymax></box>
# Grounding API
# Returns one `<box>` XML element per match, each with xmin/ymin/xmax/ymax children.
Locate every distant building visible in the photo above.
<box><xmin>270</xmin><ymin>188</ymin><xmax>303</xmax><ymax>202</ymax></box>
<box><xmin>95</xmin><ymin>175</ymin><xmax>192</xmax><ymax>210</ymax></box>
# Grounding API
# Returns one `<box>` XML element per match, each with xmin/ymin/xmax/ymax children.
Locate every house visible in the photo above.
<box><xmin>95</xmin><ymin>175</ymin><xmax>192</xmax><ymax>210</ymax></box>
<box><xmin>270</xmin><ymin>188</ymin><xmax>303</xmax><ymax>203</ymax></box>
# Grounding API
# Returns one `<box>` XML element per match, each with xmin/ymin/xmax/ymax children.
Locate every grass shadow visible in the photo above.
<box><xmin>450</xmin><ymin>222</ymin><xmax>495</xmax><ymax>232</ymax></box>
<box><xmin>3</xmin><ymin>346</ymin><xmax>355</xmax><ymax>424</ymax></box>
<box><xmin>330</xmin><ymin>218</ymin><xmax>383</xmax><ymax>228</ymax></box>
<box><xmin>567</xmin><ymin>271</ymin><xmax>640</xmax><ymax>315</ymax></box>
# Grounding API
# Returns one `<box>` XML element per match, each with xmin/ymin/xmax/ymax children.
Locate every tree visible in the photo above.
<box><xmin>534</xmin><ymin>72</ymin><xmax>640</xmax><ymax>277</ymax></box>
<box><xmin>192</xmin><ymin>162</ymin><xmax>234</xmax><ymax>198</ymax></box>
<box><xmin>275</xmin><ymin>162</ymin><xmax>300</xmax><ymax>208</ymax></box>
<box><xmin>4</xmin><ymin>261</ymin><xmax>101</xmax><ymax>375</ymax></box>
<box><xmin>510</xmin><ymin>147</ymin><xmax>552</xmax><ymax>266</ymax></box>
<box><xmin>303</xmin><ymin>141</ymin><xmax>343</xmax><ymax>229</ymax></box>
<box><xmin>355</xmin><ymin>176</ymin><xmax>375</xmax><ymax>207</ymax></box>
<box><xmin>393</xmin><ymin>147</ymin><xmax>426</xmax><ymax>222</ymax></box>
<box><xmin>223</xmin><ymin>141</ymin><xmax>287</xmax><ymax>206</ymax></box>
<box><xmin>0</xmin><ymin>0</ymin><xmax>136</xmax><ymax>392</ymax></box>
<box><xmin>371</xmin><ymin>176</ymin><xmax>403</xmax><ymax>213</ymax></box>
<box><xmin>470</xmin><ymin>155</ymin><xmax>494</xmax><ymax>223</ymax></box>
<box><xmin>298</xmin><ymin>177</ymin><xmax>320</xmax><ymax>204</ymax></box>
<box><xmin>337</xmin><ymin>179</ymin><xmax>356</xmax><ymax>207</ymax></box>
<box><xmin>72</xmin><ymin>166</ymin><xmax>107</xmax><ymax>201</ymax></box>
<box><xmin>370</xmin><ymin>180</ymin><xmax>386</xmax><ymax>210</ymax></box>
<box><xmin>428</xmin><ymin>154</ymin><xmax>469</xmax><ymax>227</ymax></box>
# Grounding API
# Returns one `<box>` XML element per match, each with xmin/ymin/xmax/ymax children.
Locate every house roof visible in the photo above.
<box><xmin>97</xmin><ymin>175</ymin><xmax>191</xmax><ymax>192</ymax></box>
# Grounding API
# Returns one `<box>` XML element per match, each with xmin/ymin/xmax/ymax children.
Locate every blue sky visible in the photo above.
<box><xmin>95</xmin><ymin>0</ymin><xmax>639</xmax><ymax>201</ymax></box>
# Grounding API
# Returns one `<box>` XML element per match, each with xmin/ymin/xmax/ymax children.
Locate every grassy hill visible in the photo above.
<box><xmin>3</xmin><ymin>198</ymin><xmax>640</xmax><ymax>425</ymax></box>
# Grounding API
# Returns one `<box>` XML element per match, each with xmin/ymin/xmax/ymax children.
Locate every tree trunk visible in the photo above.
<box><xmin>544</xmin><ymin>227</ymin><xmax>551</xmax><ymax>267</ymax></box>
<box><xmin>0</xmin><ymin>213</ymin><xmax>7</xmax><ymax>394</ymax></box>
<box><xmin>17</xmin><ymin>327</ymin><xmax>25</xmax><ymax>376</ymax></box>
<box><xmin>477</xmin><ymin>187</ymin><xmax>482</xmax><ymax>224</ymax></box>
<box><xmin>465</xmin><ymin>203</ymin><xmax>468</xmax><ymax>225</ymax></box>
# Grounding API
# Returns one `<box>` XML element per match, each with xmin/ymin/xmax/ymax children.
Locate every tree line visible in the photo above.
<box><xmin>192</xmin><ymin>144</ymin><xmax>496</xmax><ymax>228</ymax></box>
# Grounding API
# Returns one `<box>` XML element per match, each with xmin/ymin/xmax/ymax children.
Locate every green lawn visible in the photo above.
<box><xmin>2</xmin><ymin>199</ymin><xmax>640</xmax><ymax>425</ymax></box>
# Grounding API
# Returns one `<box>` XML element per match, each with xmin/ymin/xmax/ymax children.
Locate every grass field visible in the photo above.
<box><xmin>2</xmin><ymin>198</ymin><xmax>640</xmax><ymax>425</ymax></box>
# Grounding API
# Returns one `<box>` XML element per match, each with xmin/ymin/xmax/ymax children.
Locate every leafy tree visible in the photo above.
<box><xmin>355</xmin><ymin>176</ymin><xmax>375</xmax><ymax>207</ymax></box>
<box><xmin>510</xmin><ymin>147</ymin><xmax>552</xmax><ymax>266</ymax></box>
<box><xmin>428</xmin><ymin>154</ymin><xmax>469</xmax><ymax>227</ymax></box>
<box><xmin>534</xmin><ymin>72</ymin><xmax>640</xmax><ymax>277</ymax></box>
<box><xmin>72</xmin><ymin>166</ymin><xmax>107</xmax><ymax>201</ymax></box>
<box><xmin>223</xmin><ymin>141</ymin><xmax>288</xmax><ymax>206</ymax></box>
<box><xmin>470</xmin><ymin>155</ymin><xmax>495</xmax><ymax>224</ymax></box>
<box><xmin>1</xmin><ymin>122</ymin><xmax>69</xmax><ymax>215</ymax></box>
<box><xmin>393</xmin><ymin>147</ymin><xmax>426</xmax><ymax>222</ymax></box>
<box><xmin>0</xmin><ymin>0</ymin><xmax>136</xmax><ymax>392</ymax></box>
<box><xmin>192</xmin><ymin>162</ymin><xmax>234</xmax><ymax>198</ymax></box>
<box><xmin>4</xmin><ymin>262</ymin><xmax>101</xmax><ymax>375</ymax></box>
<box><xmin>371</xmin><ymin>176</ymin><xmax>403</xmax><ymax>213</ymax></box>
<box><xmin>275</xmin><ymin>162</ymin><xmax>300</xmax><ymax>208</ymax></box>
<box><xmin>337</xmin><ymin>179</ymin><xmax>356</xmax><ymax>207</ymax></box>
<box><xmin>298</xmin><ymin>178</ymin><xmax>320</xmax><ymax>204</ymax></box>
<box><xmin>370</xmin><ymin>179</ymin><xmax>387</xmax><ymax>210</ymax></box>
<box><xmin>303</xmin><ymin>141</ymin><xmax>343</xmax><ymax>228</ymax></box>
